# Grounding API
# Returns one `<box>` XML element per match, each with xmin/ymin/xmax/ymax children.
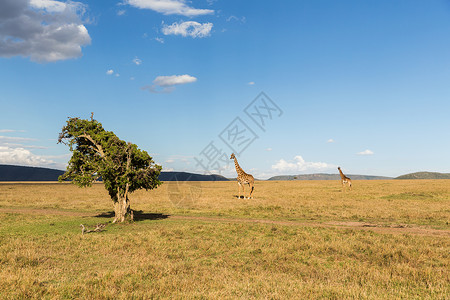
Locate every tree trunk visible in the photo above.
<box><xmin>113</xmin><ymin>154</ymin><xmax>133</xmax><ymax>223</ymax></box>
<box><xmin>112</xmin><ymin>193</ymin><xmax>132</xmax><ymax>223</ymax></box>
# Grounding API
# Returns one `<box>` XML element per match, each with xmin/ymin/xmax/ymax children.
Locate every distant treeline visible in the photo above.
<box><xmin>395</xmin><ymin>172</ymin><xmax>450</xmax><ymax>180</ymax></box>
<box><xmin>1</xmin><ymin>165</ymin><xmax>449</xmax><ymax>181</ymax></box>
<box><xmin>268</xmin><ymin>174</ymin><xmax>392</xmax><ymax>181</ymax></box>
<box><xmin>0</xmin><ymin>165</ymin><xmax>229</xmax><ymax>182</ymax></box>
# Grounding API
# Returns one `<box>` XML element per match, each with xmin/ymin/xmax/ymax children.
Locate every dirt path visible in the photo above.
<box><xmin>0</xmin><ymin>208</ymin><xmax>93</xmax><ymax>217</ymax></box>
<box><xmin>169</xmin><ymin>215</ymin><xmax>450</xmax><ymax>237</ymax></box>
<box><xmin>1</xmin><ymin>208</ymin><xmax>448</xmax><ymax>237</ymax></box>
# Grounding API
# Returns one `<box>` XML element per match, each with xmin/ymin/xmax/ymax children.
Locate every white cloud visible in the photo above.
<box><xmin>272</xmin><ymin>155</ymin><xmax>334</xmax><ymax>173</ymax></box>
<box><xmin>125</xmin><ymin>0</ymin><xmax>213</xmax><ymax>17</ymax></box>
<box><xmin>266</xmin><ymin>148</ymin><xmax>272</xmax><ymax>151</ymax></box>
<box><xmin>142</xmin><ymin>74</ymin><xmax>197</xmax><ymax>93</ymax></box>
<box><xmin>106</xmin><ymin>69</ymin><xmax>114</xmax><ymax>75</ymax></box>
<box><xmin>29</xmin><ymin>0</ymin><xmax>68</xmax><ymax>12</ymax></box>
<box><xmin>132</xmin><ymin>57</ymin><xmax>142</xmax><ymax>65</ymax></box>
<box><xmin>248</xmin><ymin>81</ymin><xmax>255</xmax><ymax>85</ymax></box>
<box><xmin>0</xmin><ymin>146</ymin><xmax>55</xmax><ymax>167</ymax></box>
<box><xmin>162</xmin><ymin>21</ymin><xmax>213</xmax><ymax>38</ymax></box>
<box><xmin>154</xmin><ymin>74</ymin><xmax>197</xmax><ymax>86</ymax></box>
<box><xmin>165</xmin><ymin>159</ymin><xmax>174</xmax><ymax>163</ymax></box>
<box><xmin>327</xmin><ymin>139</ymin><xmax>334</xmax><ymax>143</ymax></box>
<box><xmin>0</xmin><ymin>135</ymin><xmax>49</xmax><ymax>151</ymax></box>
<box><xmin>117</xmin><ymin>9</ymin><xmax>126</xmax><ymax>16</ymax></box>
<box><xmin>0</xmin><ymin>142</ymin><xmax>47</xmax><ymax>149</ymax></box>
<box><xmin>155</xmin><ymin>37</ymin><xmax>164</xmax><ymax>43</ymax></box>
<box><xmin>226</xmin><ymin>15</ymin><xmax>238</xmax><ymax>22</ymax></box>
<box><xmin>357</xmin><ymin>149</ymin><xmax>374</xmax><ymax>155</ymax></box>
<box><xmin>0</xmin><ymin>129</ymin><xmax>25</xmax><ymax>133</ymax></box>
<box><xmin>226</xmin><ymin>15</ymin><xmax>246</xmax><ymax>23</ymax></box>
<box><xmin>0</xmin><ymin>0</ymin><xmax>91</xmax><ymax>62</ymax></box>
<box><xmin>0</xmin><ymin>136</ymin><xmax>36</xmax><ymax>144</ymax></box>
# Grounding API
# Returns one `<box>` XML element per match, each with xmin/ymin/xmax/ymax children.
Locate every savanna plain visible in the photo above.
<box><xmin>0</xmin><ymin>180</ymin><xmax>449</xmax><ymax>299</ymax></box>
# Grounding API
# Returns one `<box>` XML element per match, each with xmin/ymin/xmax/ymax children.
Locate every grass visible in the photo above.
<box><xmin>0</xmin><ymin>180</ymin><xmax>449</xmax><ymax>299</ymax></box>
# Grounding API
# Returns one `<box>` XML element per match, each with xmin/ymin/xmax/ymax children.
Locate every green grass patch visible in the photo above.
<box><xmin>0</xmin><ymin>212</ymin><xmax>449</xmax><ymax>299</ymax></box>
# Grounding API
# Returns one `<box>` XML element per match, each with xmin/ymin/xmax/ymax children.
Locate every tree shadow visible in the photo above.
<box><xmin>94</xmin><ymin>210</ymin><xmax>169</xmax><ymax>222</ymax></box>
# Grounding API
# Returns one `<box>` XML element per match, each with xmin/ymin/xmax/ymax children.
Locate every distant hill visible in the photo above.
<box><xmin>0</xmin><ymin>165</ymin><xmax>65</xmax><ymax>181</ymax></box>
<box><xmin>158</xmin><ymin>171</ymin><xmax>229</xmax><ymax>181</ymax></box>
<box><xmin>268</xmin><ymin>173</ymin><xmax>392</xmax><ymax>181</ymax></box>
<box><xmin>395</xmin><ymin>172</ymin><xmax>450</xmax><ymax>180</ymax></box>
<box><xmin>0</xmin><ymin>165</ymin><xmax>229</xmax><ymax>182</ymax></box>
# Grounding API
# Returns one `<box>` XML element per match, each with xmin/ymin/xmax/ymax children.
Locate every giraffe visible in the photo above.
<box><xmin>230</xmin><ymin>153</ymin><xmax>254</xmax><ymax>199</ymax></box>
<box><xmin>338</xmin><ymin>167</ymin><xmax>352</xmax><ymax>190</ymax></box>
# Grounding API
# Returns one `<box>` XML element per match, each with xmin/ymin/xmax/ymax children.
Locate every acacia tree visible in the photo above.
<box><xmin>58</xmin><ymin>116</ymin><xmax>162</xmax><ymax>223</ymax></box>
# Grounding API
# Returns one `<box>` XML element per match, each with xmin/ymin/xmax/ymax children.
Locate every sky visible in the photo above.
<box><xmin>1</xmin><ymin>0</ymin><xmax>450</xmax><ymax>179</ymax></box>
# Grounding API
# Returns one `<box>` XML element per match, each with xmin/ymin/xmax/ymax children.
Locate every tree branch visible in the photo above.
<box><xmin>78</xmin><ymin>133</ymin><xmax>106</xmax><ymax>158</ymax></box>
<box><xmin>123</xmin><ymin>142</ymin><xmax>132</xmax><ymax>198</ymax></box>
<box><xmin>80</xmin><ymin>223</ymin><xmax>106</xmax><ymax>234</ymax></box>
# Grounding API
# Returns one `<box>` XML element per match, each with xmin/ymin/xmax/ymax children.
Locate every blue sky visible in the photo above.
<box><xmin>1</xmin><ymin>0</ymin><xmax>450</xmax><ymax>178</ymax></box>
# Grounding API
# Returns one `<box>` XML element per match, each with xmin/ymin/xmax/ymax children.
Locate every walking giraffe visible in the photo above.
<box><xmin>230</xmin><ymin>153</ymin><xmax>254</xmax><ymax>199</ymax></box>
<box><xmin>338</xmin><ymin>167</ymin><xmax>352</xmax><ymax>190</ymax></box>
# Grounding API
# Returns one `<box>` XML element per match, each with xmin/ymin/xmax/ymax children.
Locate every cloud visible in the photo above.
<box><xmin>155</xmin><ymin>37</ymin><xmax>164</xmax><ymax>43</ymax></box>
<box><xmin>106</xmin><ymin>69</ymin><xmax>114</xmax><ymax>75</ymax></box>
<box><xmin>3</xmin><ymin>143</ymin><xmax>48</xmax><ymax>149</ymax></box>
<box><xmin>117</xmin><ymin>9</ymin><xmax>126</xmax><ymax>16</ymax></box>
<box><xmin>0</xmin><ymin>146</ymin><xmax>55</xmax><ymax>167</ymax></box>
<box><xmin>266</xmin><ymin>148</ymin><xmax>272</xmax><ymax>151</ymax></box>
<box><xmin>154</xmin><ymin>74</ymin><xmax>197</xmax><ymax>86</ymax></box>
<box><xmin>0</xmin><ymin>136</ymin><xmax>36</xmax><ymax>144</ymax></box>
<box><xmin>132</xmin><ymin>57</ymin><xmax>142</xmax><ymax>65</ymax></box>
<box><xmin>272</xmin><ymin>155</ymin><xmax>334</xmax><ymax>173</ymax></box>
<box><xmin>357</xmin><ymin>149</ymin><xmax>374</xmax><ymax>155</ymax></box>
<box><xmin>0</xmin><ymin>135</ymin><xmax>45</xmax><ymax>155</ymax></box>
<box><xmin>0</xmin><ymin>134</ymin><xmax>68</xmax><ymax>169</ymax></box>
<box><xmin>226</xmin><ymin>15</ymin><xmax>246</xmax><ymax>23</ymax></box>
<box><xmin>165</xmin><ymin>159</ymin><xmax>174</xmax><ymax>163</ymax></box>
<box><xmin>0</xmin><ymin>129</ymin><xmax>25</xmax><ymax>133</ymax></box>
<box><xmin>0</xmin><ymin>0</ymin><xmax>91</xmax><ymax>62</ymax></box>
<box><xmin>248</xmin><ymin>81</ymin><xmax>255</xmax><ymax>85</ymax></box>
<box><xmin>0</xmin><ymin>135</ymin><xmax>46</xmax><ymax>150</ymax></box>
<box><xmin>162</xmin><ymin>21</ymin><xmax>213</xmax><ymax>38</ymax></box>
<box><xmin>142</xmin><ymin>74</ymin><xmax>197</xmax><ymax>93</ymax></box>
<box><xmin>125</xmin><ymin>0</ymin><xmax>213</xmax><ymax>17</ymax></box>
<box><xmin>327</xmin><ymin>139</ymin><xmax>334</xmax><ymax>143</ymax></box>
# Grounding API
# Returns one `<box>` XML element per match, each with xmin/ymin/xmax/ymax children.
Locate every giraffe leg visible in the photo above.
<box><xmin>238</xmin><ymin>182</ymin><xmax>242</xmax><ymax>199</ymax></box>
<box><xmin>242</xmin><ymin>185</ymin><xmax>245</xmax><ymax>199</ymax></box>
<box><xmin>248</xmin><ymin>183</ymin><xmax>254</xmax><ymax>199</ymax></box>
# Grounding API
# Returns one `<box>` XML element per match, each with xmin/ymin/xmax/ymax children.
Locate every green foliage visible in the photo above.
<box><xmin>58</xmin><ymin>116</ymin><xmax>162</xmax><ymax>199</ymax></box>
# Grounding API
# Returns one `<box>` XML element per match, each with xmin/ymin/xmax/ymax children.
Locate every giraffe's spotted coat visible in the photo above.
<box><xmin>230</xmin><ymin>153</ymin><xmax>254</xmax><ymax>199</ymax></box>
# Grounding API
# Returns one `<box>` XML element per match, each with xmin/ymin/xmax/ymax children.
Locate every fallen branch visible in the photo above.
<box><xmin>80</xmin><ymin>223</ymin><xmax>106</xmax><ymax>235</ymax></box>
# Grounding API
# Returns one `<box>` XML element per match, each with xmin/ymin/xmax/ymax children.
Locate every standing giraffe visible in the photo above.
<box><xmin>230</xmin><ymin>153</ymin><xmax>254</xmax><ymax>199</ymax></box>
<box><xmin>338</xmin><ymin>167</ymin><xmax>352</xmax><ymax>190</ymax></box>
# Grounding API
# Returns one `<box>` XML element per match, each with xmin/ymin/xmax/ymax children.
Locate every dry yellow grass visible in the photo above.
<box><xmin>0</xmin><ymin>180</ymin><xmax>449</xmax><ymax>299</ymax></box>
<box><xmin>1</xmin><ymin>179</ymin><xmax>449</xmax><ymax>227</ymax></box>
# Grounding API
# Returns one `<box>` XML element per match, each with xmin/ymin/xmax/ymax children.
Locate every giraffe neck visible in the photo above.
<box><xmin>234</xmin><ymin>157</ymin><xmax>244</xmax><ymax>175</ymax></box>
<box><xmin>338</xmin><ymin>169</ymin><xmax>346</xmax><ymax>179</ymax></box>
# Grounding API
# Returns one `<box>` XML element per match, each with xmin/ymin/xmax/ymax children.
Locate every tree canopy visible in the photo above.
<box><xmin>58</xmin><ymin>116</ymin><xmax>162</xmax><ymax>222</ymax></box>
